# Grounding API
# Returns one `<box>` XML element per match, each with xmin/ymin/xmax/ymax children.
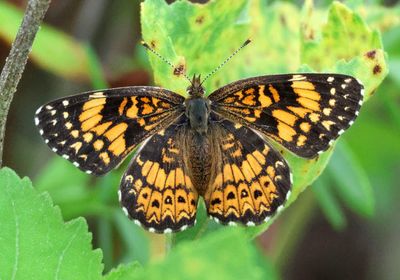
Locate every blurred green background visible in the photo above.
<box><xmin>0</xmin><ymin>0</ymin><xmax>399</xmax><ymax>279</ymax></box>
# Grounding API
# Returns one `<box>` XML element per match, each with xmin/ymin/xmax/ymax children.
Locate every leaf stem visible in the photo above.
<box><xmin>0</xmin><ymin>0</ymin><xmax>51</xmax><ymax>167</ymax></box>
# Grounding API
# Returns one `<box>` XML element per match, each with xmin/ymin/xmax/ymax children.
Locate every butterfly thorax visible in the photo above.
<box><xmin>185</xmin><ymin>75</ymin><xmax>211</xmax><ymax>135</ymax></box>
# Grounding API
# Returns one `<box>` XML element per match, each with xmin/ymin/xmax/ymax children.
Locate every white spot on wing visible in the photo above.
<box><xmin>286</xmin><ymin>190</ymin><xmax>292</xmax><ymax>201</ymax></box>
<box><xmin>148</xmin><ymin>227</ymin><xmax>155</xmax><ymax>233</ymax></box>
<box><xmin>45</xmin><ymin>105</ymin><xmax>53</xmax><ymax>110</ymax></box>
<box><xmin>246</xmin><ymin>221</ymin><xmax>255</xmax><ymax>226</ymax></box>
<box><xmin>327</xmin><ymin>77</ymin><xmax>334</xmax><ymax>82</ymax></box>
<box><xmin>277</xmin><ymin>205</ymin><xmax>284</xmax><ymax>213</ymax></box>
<box><xmin>134</xmin><ymin>219</ymin><xmax>141</xmax><ymax>226</ymax></box>
<box><xmin>341</xmin><ymin>84</ymin><xmax>347</xmax><ymax>89</ymax></box>
<box><xmin>338</xmin><ymin>129</ymin><xmax>345</xmax><ymax>135</ymax></box>
<box><xmin>122</xmin><ymin>207</ymin><xmax>129</xmax><ymax>217</ymax></box>
<box><xmin>289</xmin><ymin>75</ymin><xmax>306</xmax><ymax>81</ymax></box>
<box><xmin>89</xmin><ymin>91</ymin><xmax>105</xmax><ymax>98</ymax></box>
<box><xmin>344</xmin><ymin>78</ymin><xmax>352</xmax><ymax>83</ymax></box>
<box><xmin>85</xmin><ymin>170</ymin><xmax>92</xmax><ymax>174</ymax></box>
<box><xmin>52</xmin><ymin>148</ymin><xmax>57</xmax><ymax>152</ymax></box>
<box><xmin>228</xmin><ymin>221</ymin><xmax>237</xmax><ymax>226</ymax></box>
<box><xmin>164</xmin><ymin>228</ymin><xmax>172</xmax><ymax>233</ymax></box>
<box><xmin>34</xmin><ymin>117</ymin><xmax>39</xmax><ymax>125</ymax></box>
<box><xmin>73</xmin><ymin>162</ymin><xmax>79</xmax><ymax>167</ymax></box>
<box><xmin>62</xmin><ymin>100</ymin><xmax>69</xmax><ymax>106</ymax></box>
<box><xmin>180</xmin><ymin>225</ymin><xmax>188</xmax><ymax>231</ymax></box>
<box><xmin>118</xmin><ymin>190</ymin><xmax>122</xmax><ymax>202</ymax></box>
<box><xmin>39</xmin><ymin>129</ymin><xmax>44</xmax><ymax>135</ymax></box>
<box><xmin>35</xmin><ymin>106</ymin><xmax>43</xmax><ymax>114</ymax></box>
<box><xmin>62</xmin><ymin>154</ymin><xmax>69</xmax><ymax>159</ymax></box>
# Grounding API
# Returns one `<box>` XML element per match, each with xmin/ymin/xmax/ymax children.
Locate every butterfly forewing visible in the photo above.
<box><xmin>209</xmin><ymin>74</ymin><xmax>364</xmax><ymax>158</ymax></box>
<box><xmin>35</xmin><ymin>87</ymin><xmax>185</xmax><ymax>175</ymax></box>
<box><xmin>120</xmin><ymin>116</ymin><xmax>198</xmax><ymax>233</ymax></box>
<box><xmin>205</xmin><ymin>113</ymin><xmax>291</xmax><ymax>226</ymax></box>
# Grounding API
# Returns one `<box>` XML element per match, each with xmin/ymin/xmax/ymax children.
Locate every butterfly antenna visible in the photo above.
<box><xmin>141</xmin><ymin>41</ymin><xmax>192</xmax><ymax>84</ymax></box>
<box><xmin>200</xmin><ymin>39</ymin><xmax>252</xmax><ymax>85</ymax></box>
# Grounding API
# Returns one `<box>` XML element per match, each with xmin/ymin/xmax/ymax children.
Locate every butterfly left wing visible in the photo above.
<box><xmin>205</xmin><ymin>113</ymin><xmax>291</xmax><ymax>225</ymax></box>
<box><xmin>120</xmin><ymin>116</ymin><xmax>198</xmax><ymax>233</ymax></box>
<box><xmin>35</xmin><ymin>87</ymin><xmax>184</xmax><ymax>175</ymax></box>
<box><xmin>209</xmin><ymin>74</ymin><xmax>364</xmax><ymax>158</ymax></box>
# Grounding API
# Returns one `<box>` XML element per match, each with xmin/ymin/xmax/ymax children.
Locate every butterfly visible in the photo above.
<box><xmin>35</xmin><ymin>40</ymin><xmax>364</xmax><ymax>233</ymax></box>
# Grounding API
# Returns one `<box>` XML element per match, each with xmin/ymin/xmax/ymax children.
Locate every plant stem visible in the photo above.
<box><xmin>0</xmin><ymin>0</ymin><xmax>51</xmax><ymax>167</ymax></box>
<box><xmin>165</xmin><ymin>233</ymin><xmax>176</xmax><ymax>255</ymax></box>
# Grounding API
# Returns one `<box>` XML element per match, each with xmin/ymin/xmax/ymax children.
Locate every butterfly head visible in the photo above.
<box><xmin>185</xmin><ymin>74</ymin><xmax>210</xmax><ymax>135</ymax></box>
<box><xmin>187</xmin><ymin>74</ymin><xmax>205</xmax><ymax>97</ymax></box>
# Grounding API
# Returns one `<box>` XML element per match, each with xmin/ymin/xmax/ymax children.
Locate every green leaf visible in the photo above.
<box><xmin>141</xmin><ymin>0</ymin><xmax>250</xmax><ymax>96</ymax></box>
<box><xmin>141</xmin><ymin>0</ymin><xmax>387</xmax><ymax>238</ymax></box>
<box><xmin>97</xmin><ymin>217</ymin><xmax>114</xmax><ymax>272</ymax></box>
<box><xmin>327</xmin><ymin>141</ymin><xmax>375</xmax><ymax>218</ymax></box>
<box><xmin>120</xmin><ymin>228</ymin><xmax>276</xmax><ymax>280</ymax></box>
<box><xmin>0</xmin><ymin>2</ymin><xmax>91</xmax><ymax>81</ymax></box>
<box><xmin>104</xmin><ymin>262</ymin><xmax>143</xmax><ymax>280</ymax></box>
<box><xmin>312</xmin><ymin>174</ymin><xmax>347</xmax><ymax>230</ymax></box>
<box><xmin>113</xmin><ymin>210</ymin><xmax>150</xmax><ymax>265</ymax></box>
<box><xmin>34</xmin><ymin>157</ymin><xmax>111</xmax><ymax>220</ymax></box>
<box><xmin>301</xmin><ymin>1</ymin><xmax>388</xmax><ymax>100</ymax></box>
<box><xmin>0</xmin><ymin>168</ymin><xmax>103</xmax><ymax>279</ymax></box>
<box><xmin>86</xmin><ymin>45</ymin><xmax>109</xmax><ymax>89</ymax></box>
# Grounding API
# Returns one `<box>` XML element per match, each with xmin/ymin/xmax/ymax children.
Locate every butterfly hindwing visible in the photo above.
<box><xmin>209</xmin><ymin>74</ymin><xmax>364</xmax><ymax>158</ymax></box>
<box><xmin>35</xmin><ymin>87</ymin><xmax>185</xmax><ymax>175</ymax></box>
<box><xmin>120</xmin><ymin>116</ymin><xmax>198</xmax><ymax>233</ymax></box>
<box><xmin>205</xmin><ymin>113</ymin><xmax>291</xmax><ymax>225</ymax></box>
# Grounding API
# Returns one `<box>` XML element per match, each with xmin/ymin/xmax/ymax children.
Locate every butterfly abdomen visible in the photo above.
<box><xmin>185</xmin><ymin>131</ymin><xmax>212</xmax><ymax>196</ymax></box>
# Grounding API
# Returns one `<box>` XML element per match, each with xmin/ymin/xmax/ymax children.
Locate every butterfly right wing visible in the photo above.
<box><xmin>120</xmin><ymin>116</ymin><xmax>198</xmax><ymax>233</ymax></box>
<box><xmin>209</xmin><ymin>74</ymin><xmax>364</xmax><ymax>158</ymax></box>
<box><xmin>35</xmin><ymin>87</ymin><xmax>185</xmax><ymax>175</ymax></box>
<box><xmin>205</xmin><ymin>113</ymin><xmax>291</xmax><ymax>226</ymax></box>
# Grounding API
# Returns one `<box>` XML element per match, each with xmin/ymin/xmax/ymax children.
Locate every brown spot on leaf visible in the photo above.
<box><xmin>195</xmin><ymin>15</ymin><xmax>205</xmax><ymax>24</ymax></box>
<box><xmin>307</xmin><ymin>30</ymin><xmax>315</xmax><ymax>40</ymax></box>
<box><xmin>173</xmin><ymin>64</ymin><xmax>186</xmax><ymax>76</ymax></box>
<box><xmin>366</xmin><ymin>50</ymin><xmax>376</xmax><ymax>59</ymax></box>
<box><xmin>373</xmin><ymin>64</ymin><xmax>381</xmax><ymax>75</ymax></box>
<box><xmin>280</xmin><ymin>14</ymin><xmax>287</xmax><ymax>26</ymax></box>
<box><xmin>150</xmin><ymin>40</ymin><xmax>156</xmax><ymax>48</ymax></box>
